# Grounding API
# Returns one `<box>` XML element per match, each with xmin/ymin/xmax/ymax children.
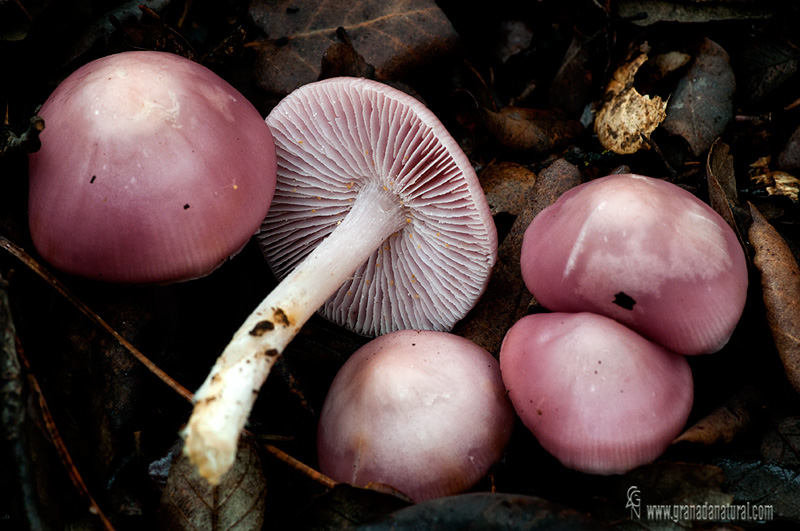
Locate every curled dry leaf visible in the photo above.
<box><xmin>748</xmin><ymin>203</ymin><xmax>800</xmax><ymax>394</ymax></box>
<box><xmin>673</xmin><ymin>386</ymin><xmax>764</xmax><ymax>446</ymax></box>
<box><xmin>749</xmin><ymin>156</ymin><xmax>800</xmax><ymax>202</ymax></box>
<box><xmin>707</xmin><ymin>139</ymin><xmax>748</xmax><ymax>252</ymax></box>
<box><xmin>481</xmin><ymin>106</ymin><xmax>583</xmax><ymax>156</ymax></box>
<box><xmin>594</xmin><ymin>49</ymin><xmax>667</xmax><ymax>155</ymax></box>
<box><xmin>159</xmin><ymin>441</ymin><xmax>267</xmax><ymax>530</ymax></box>
<box><xmin>662</xmin><ymin>38</ymin><xmax>736</xmax><ymax>157</ymax></box>
<box><xmin>250</xmin><ymin>0</ymin><xmax>460</xmax><ymax>95</ymax></box>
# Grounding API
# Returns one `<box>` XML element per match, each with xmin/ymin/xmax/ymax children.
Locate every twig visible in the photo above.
<box><xmin>262</xmin><ymin>444</ymin><xmax>337</xmax><ymax>490</ymax></box>
<box><xmin>0</xmin><ymin>235</ymin><xmax>337</xmax><ymax>490</ymax></box>
<box><xmin>16</xmin><ymin>339</ymin><xmax>117</xmax><ymax>531</ymax></box>
<box><xmin>0</xmin><ymin>235</ymin><xmax>193</xmax><ymax>403</ymax></box>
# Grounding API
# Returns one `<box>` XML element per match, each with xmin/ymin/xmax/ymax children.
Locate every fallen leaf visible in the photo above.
<box><xmin>760</xmin><ymin>417</ymin><xmax>800</xmax><ymax>466</ymax></box>
<box><xmin>453</xmin><ymin>159</ymin><xmax>582</xmax><ymax>356</ymax></box>
<box><xmin>673</xmin><ymin>386</ymin><xmax>765</xmax><ymax>446</ymax></box>
<box><xmin>289</xmin><ymin>483</ymin><xmax>411</xmax><ymax>530</ymax></box>
<box><xmin>549</xmin><ymin>32</ymin><xmax>594</xmax><ymax>117</ymax></box>
<box><xmin>662</xmin><ymin>38</ymin><xmax>736</xmax><ymax>157</ymax></box>
<box><xmin>249</xmin><ymin>0</ymin><xmax>460</xmax><ymax>95</ymax></box>
<box><xmin>319</xmin><ymin>28</ymin><xmax>376</xmax><ymax>81</ymax></box>
<box><xmin>594</xmin><ymin>48</ymin><xmax>667</xmax><ymax>155</ymax></box>
<box><xmin>481</xmin><ymin>106</ymin><xmax>583</xmax><ymax>156</ymax></box>
<box><xmin>750</xmin><ymin>169</ymin><xmax>800</xmax><ymax>202</ymax></box>
<box><xmin>706</xmin><ymin>139</ymin><xmax>748</xmax><ymax>252</ymax></box>
<box><xmin>158</xmin><ymin>441</ymin><xmax>267</xmax><ymax>530</ymax></box>
<box><xmin>354</xmin><ymin>492</ymin><xmax>604</xmax><ymax>531</ymax></box>
<box><xmin>714</xmin><ymin>457</ymin><xmax>800</xmax><ymax>522</ymax></box>
<box><xmin>748</xmin><ymin>203</ymin><xmax>800</xmax><ymax>394</ymax></box>
<box><xmin>111</xmin><ymin>5</ymin><xmax>197</xmax><ymax>60</ymax></box>
<box><xmin>738</xmin><ymin>32</ymin><xmax>800</xmax><ymax>105</ymax></box>
<box><xmin>495</xmin><ymin>19</ymin><xmax>534</xmax><ymax>64</ymax></box>
<box><xmin>614</xmin><ymin>0</ymin><xmax>777</xmax><ymax>25</ymax></box>
<box><xmin>777</xmin><ymin>124</ymin><xmax>800</xmax><ymax>172</ymax></box>
<box><xmin>480</xmin><ymin>161</ymin><xmax>538</xmax><ymax>217</ymax></box>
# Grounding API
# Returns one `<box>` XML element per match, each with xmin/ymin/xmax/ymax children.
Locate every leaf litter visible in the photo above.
<box><xmin>2</xmin><ymin>0</ymin><xmax>800</xmax><ymax>529</ymax></box>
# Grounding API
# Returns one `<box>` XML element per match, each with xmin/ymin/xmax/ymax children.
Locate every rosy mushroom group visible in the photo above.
<box><xmin>501</xmin><ymin>173</ymin><xmax>749</xmax><ymax>475</ymax></box>
<box><xmin>183</xmin><ymin>77</ymin><xmax>498</xmax><ymax>483</ymax></box>
<box><xmin>27</xmin><ymin>47</ymin><xmax>750</xmax><ymax>490</ymax></box>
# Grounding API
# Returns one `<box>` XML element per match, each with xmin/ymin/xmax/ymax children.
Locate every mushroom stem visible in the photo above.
<box><xmin>183</xmin><ymin>181</ymin><xmax>407</xmax><ymax>484</ymax></box>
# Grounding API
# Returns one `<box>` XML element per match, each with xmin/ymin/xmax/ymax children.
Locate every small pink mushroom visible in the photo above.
<box><xmin>27</xmin><ymin>51</ymin><xmax>277</xmax><ymax>284</ymax></box>
<box><xmin>318</xmin><ymin>330</ymin><xmax>514</xmax><ymax>501</ymax></box>
<box><xmin>499</xmin><ymin>312</ymin><xmax>693</xmax><ymax>475</ymax></box>
<box><xmin>520</xmin><ymin>174</ymin><xmax>748</xmax><ymax>355</ymax></box>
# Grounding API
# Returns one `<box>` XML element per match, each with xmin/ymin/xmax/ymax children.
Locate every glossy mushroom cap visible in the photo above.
<box><xmin>28</xmin><ymin>51</ymin><xmax>276</xmax><ymax>284</ymax></box>
<box><xmin>260</xmin><ymin>77</ymin><xmax>497</xmax><ymax>335</ymax></box>
<box><xmin>317</xmin><ymin>330</ymin><xmax>514</xmax><ymax>501</ymax></box>
<box><xmin>500</xmin><ymin>312</ymin><xmax>693</xmax><ymax>475</ymax></box>
<box><xmin>520</xmin><ymin>174</ymin><xmax>748</xmax><ymax>355</ymax></box>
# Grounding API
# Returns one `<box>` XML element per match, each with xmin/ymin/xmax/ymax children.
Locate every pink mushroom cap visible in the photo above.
<box><xmin>260</xmin><ymin>77</ymin><xmax>497</xmax><ymax>336</ymax></box>
<box><xmin>500</xmin><ymin>312</ymin><xmax>694</xmax><ymax>475</ymax></box>
<box><xmin>28</xmin><ymin>51</ymin><xmax>277</xmax><ymax>284</ymax></box>
<box><xmin>520</xmin><ymin>174</ymin><xmax>748</xmax><ymax>355</ymax></box>
<box><xmin>317</xmin><ymin>329</ymin><xmax>514</xmax><ymax>501</ymax></box>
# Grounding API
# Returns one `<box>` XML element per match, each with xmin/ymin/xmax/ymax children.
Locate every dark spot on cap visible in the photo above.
<box><xmin>537</xmin><ymin>409</ymin><xmax>543</xmax><ymax>415</ymax></box>
<box><xmin>613</xmin><ymin>291</ymin><xmax>636</xmax><ymax>310</ymax></box>
<box><xmin>249</xmin><ymin>320</ymin><xmax>274</xmax><ymax>336</ymax></box>
<box><xmin>265</xmin><ymin>349</ymin><xmax>279</xmax><ymax>358</ymax></box>
<box><xmin>184</xmin><ymin>204</ymin><xmax>191</xmax><ymax>210</ymax></box>
<box><xmin>90</xmin><ymin>175</ymin><xmax>96</xmax><ymax>183</ymax></box>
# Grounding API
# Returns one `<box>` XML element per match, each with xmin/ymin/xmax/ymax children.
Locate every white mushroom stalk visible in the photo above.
<box><xmin>183</xmin><ymin>77</ymin><xmax>497</xmax><ymax>484</ymax></box>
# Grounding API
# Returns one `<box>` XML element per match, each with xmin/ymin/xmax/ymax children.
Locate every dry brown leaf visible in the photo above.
<box><xmin>615</xmin><ymin>0</ymin><xmax>776</xmax><ymax>25</ymax></box>
<box><xmin>250</xmin><ymin>0</ymin><xmax>460</xmax><ymax>95</ymax></box>
<box><xmin>751</xmin><ymin>172</ymin><xmax>800</xmax><ymax>202</ymax></box>
<box><xmin>549</xmin><ymin>32</ymin><xmax>593</xmax><ymax>117</ymax></box>
<box><xmin>662</xmin><ymin>38</ymin><xmax>736</xmax><ymax>157</ymax></box>
<box><xmin>481</xmin><ymin>107</ymin><xmax>583</xmax><ymax>156</ymax></box>
<box><xmin>319</xmin><ymin>29</ymin><xmax>376</xmax><ymax>81</ymax></box>
<box><xmin>159</xmin><ymin>441</ymin><xmax>267</xmax><ymax>530</ymax></box>
<box><xmin>673</xmin><ymin>386</ymin><xmax>764</xmax><ymax>446</ymax></box>
<box><xmin>480</xmin><ymin>162</ymin><xmax>538</xmax><ymax>217</ymax></box>
<box><xmin>594</xmin><ymin>49</ymin><xmax>667</xmax><ymax>155</ymax></box>
<box><xmin>706</xmin><ymin>139</ymin><xmax>748</xmax><ymax>253</ymax></box>
<box><xmin>777</xmin><ymin>124</ymin><xmax>800</xmax><ymax>172</ymax></box>
<box><xmin>748</xmin><ymin>203</ymin><xmax>800</xmax><ymax>394</ymax></box>
<box><xmin>453</xmin><ymin>159</ymin><xmax>581</xmax><ymax>355</ymax></box>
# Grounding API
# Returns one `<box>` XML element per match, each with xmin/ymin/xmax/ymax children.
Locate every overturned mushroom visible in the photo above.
<box><xmin>184</xmin><ymin>77</ymin><xmax>498</xmax><ymax>484</ymax></box>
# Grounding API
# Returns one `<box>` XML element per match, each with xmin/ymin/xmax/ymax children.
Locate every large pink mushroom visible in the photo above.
<box><xmin>27</xmin><ymin>51</ymin><xmax>277</xmax><ymax>284</ymax></box>
<box><xmin>520</xmin><ymin>174</ymin><xmax>748</xmax><ymax>355</ymax></box>
<box><xmin>318</xmin><ymin>330</ymin><xmax>514</xmax><ymax>501</ymax></box>
<box><xmin>500</xmin><ymin>312</ymin><xmax>694</xmax><ymax>475</ymax></box>
<box><xmin>184</xmin><ymin>77</ymin><xmax>497</xmax><ymax>483</ymax></box>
